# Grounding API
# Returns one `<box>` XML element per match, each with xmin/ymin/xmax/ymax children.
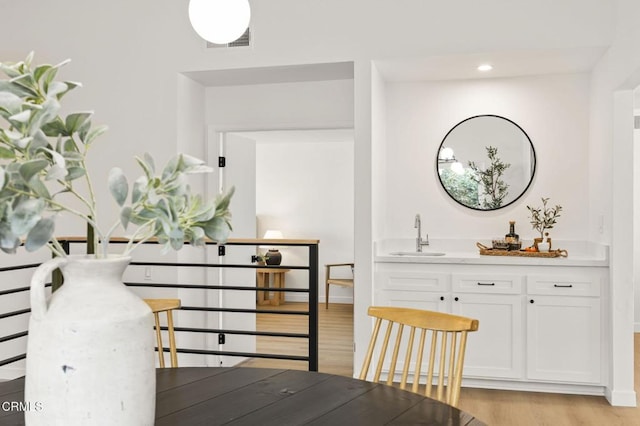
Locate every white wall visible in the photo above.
<box><xmin>382</xmin><ymin>73</ymin><xmax>590</xmax><ymax>244</ymax></box>
<box><xmin>1</xmin><ymin>0</ymin><xmax>635</xmax><ymax>399</ymax></box>
<box><xmin>634</xmin><ymin>118</ymin><xmax>640</xmax><ymax>332</ymax></box>
<box><xmin>636</xmin><ymin>99</ymin><xmax>640</xmax><ymax>333</ymax></box>
<box><xmin>361</xmin><ymin>63</ymin><xmax>388</xmax><ymax>369</ymax></box>
<box><xmin>205</xmin><ymin>80</ymin><xmax>354</xmax><ymax>130</ymax></box>
<box><xmin>0</xmin><ymin>0</ymin><xmax>614</xmax><ymax>241</ymax></box>
<box><xmin>589</xmin><ymin>0</ymin><xmax>640</xmax><ymax>406</ymax></box>
<box><xmin>175</xmin><ymin>71</ymin><xmax>211</xmax><ymax>367</ymax></box>
<box><xmin>255</xmin><ymin>137</ymin><xmax>355</xmax><ymax>304</ymax></box>
<box><xmin>371</xmin><ymin>64</ymin><xmax>388</xmax><ymax>242</ymax></box>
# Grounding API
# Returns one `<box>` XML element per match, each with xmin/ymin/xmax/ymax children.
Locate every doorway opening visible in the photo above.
<box><xmin>221</xmin><ymin>128</ymin><xmax>355</xmax><ymax>375</ymax></box>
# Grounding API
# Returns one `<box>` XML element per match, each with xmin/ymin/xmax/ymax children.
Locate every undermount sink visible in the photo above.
<box><xmin>389</xmin><ymin>251</ymin><xmax>446</xmax><ymax>257</ymax></box>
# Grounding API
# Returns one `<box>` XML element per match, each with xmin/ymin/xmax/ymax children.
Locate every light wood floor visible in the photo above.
<box><xmin>241</xmin><ymin>302</ymin><xmax>353</xmax><ymax>377</ymax></box>
<box><xmin>241</xmin><ymin>303</ymin><xmax>640</xmax><ymax>425</ymax></box>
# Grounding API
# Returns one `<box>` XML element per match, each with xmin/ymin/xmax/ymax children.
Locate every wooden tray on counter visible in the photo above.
<box><xmin>476</xmin><ymin>242</ymin><xmax>568</xmax><ymax>258</ymax></box>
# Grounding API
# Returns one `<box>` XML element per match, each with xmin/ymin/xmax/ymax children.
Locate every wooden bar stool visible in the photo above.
<box><xmin>144</xmin><ymin>298</ymin><xmax>181</xmax><ymax>368</ymax></box>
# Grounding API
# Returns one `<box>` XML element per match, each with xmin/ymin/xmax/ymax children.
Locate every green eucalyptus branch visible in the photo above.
<box><xmin>79</xmin><ymin>145</ymin><xmax>101</xmax><ymax>255</ymax></box>
<box><xmin>0</xmin><ymin>53</ymin><xmax>233</xmax><ymax>258</ymax></box>
<box><xmin>121</xmin><ymin>221</ymin><xmax>157</xmax><ymax>257</ymax></box>
<box><xmin>110</xmin><ymin>154</ymin><xmax>234</xmax><ymax>254</ymax></box>
<box><xmin>5</xmin><ymin>183</ymin><xmax>102</xmax><ymax>241</ymax></box>
<box><xmin>47</xmin><ymin>238</ymin><xmax>67</xmax><ymax>258</ymax></box>
<box><xmin>55</xmin><ymin>179</ymin><xmax>93</xmax><ymax>212</ymax></box>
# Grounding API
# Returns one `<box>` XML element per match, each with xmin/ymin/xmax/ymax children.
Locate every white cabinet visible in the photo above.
<box><xmin>452</xmin><ymin>273</ymin><xmax>522</xmax><ymax>294</ymax></box>
<box><xmin>376</xmin><ymin>268</ymin><xmax>449</xmax><ymax>312</ymax></box>
<box><xmin>452</xmin><ymin>292</ymin><xmax>524</xmax><ymax>379</ymax></box>
<box><xmin>374</xmin><ymin>262</ymin><xmax>607</xmax><ymax>394</ymax></box>
<box><xmin>377</xmin><ymin>268</ymin><xmax>449</xmax><ymax>293</ymax></box>
<box><xmin>376</xmin><ymin>266</ymin><xmax>525</xmax><ymax>380</ymax></box>
<box><xmin>379</xmin><ymin>290</ymin><xmax>447</xmax><ymax>312</ymax></box>
<box><xmin>450</xmin><ymin>273</ymin><xmax>524</xmax><ymax>379</ymax></box>
<box><xmin>526</xmin><ymin>273</ymin><xmax>602</xmax><ymax>384</ymax></box>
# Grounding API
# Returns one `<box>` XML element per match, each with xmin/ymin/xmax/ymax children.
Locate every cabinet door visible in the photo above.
<box><xmin>451</xmin><ymin>293</ymin><xmax>524</xmax><ymax>379</ymax></box>
<box><xmin>375</xmin><ymin>290</ymin><xmax>448</xmax><ymax>379</ymax></box>
<box><xmin>526</xmin><ymin>295</ymin><xmax>601</xmax><ymax>384</ymax></box>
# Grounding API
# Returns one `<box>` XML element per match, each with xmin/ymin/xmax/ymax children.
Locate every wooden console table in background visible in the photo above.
<box><xmin>256</xmin><ymin>268</ymin><xmax>290</xmax><ymax>306</ymax></box>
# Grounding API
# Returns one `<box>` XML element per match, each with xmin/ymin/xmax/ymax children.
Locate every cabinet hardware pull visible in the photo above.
<box><xmin>553</xmin><ymin>284</ymin><xmax>573</xmax><ymax>288</ymax></box>
<box><xmin>530</xmin><ymin>299</ymin><xmax>535</xmax><ymax>304</ymax></box>
<box><xmin>454</xmin><ymin>297</ymin><xmax>459</xmax><ymax>301</ymax></box>
<box><xmin>477</xmin><ymin>282</ymin><xmax>495</xmax><ymax>286</ymax></box>
<box><xmin>440</xmin><ymin>296</ymin><xmax>445</xmax><ymax>301</ymax></box>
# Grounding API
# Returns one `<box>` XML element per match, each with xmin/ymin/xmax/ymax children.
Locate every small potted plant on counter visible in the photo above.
<box><xmin>526</xmin><ymin>197</ymin><xmax>562</xmax><ymax>249</ymax></box>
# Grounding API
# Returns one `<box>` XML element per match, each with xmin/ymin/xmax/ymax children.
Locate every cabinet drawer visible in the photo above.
<box><xmin>527</xmin><ymin>274</ymin><xmax>600</xmax><ymax>297</ymax></box>
<box><xmin>378</xmin><ymin>271</ymin><xmax>449</xmax><ymax>291</ymax></box>
<box><xmin>452</xmin><ymin>274</ymin><xmax>523</xmax><ymax>294</ymax></box>
<box><xmin>378</xmin><ymin>290</ymin><xmax>448</xmax><ymax>312</ymax></box>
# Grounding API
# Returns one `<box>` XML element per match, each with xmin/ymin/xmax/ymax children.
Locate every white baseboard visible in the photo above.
<box><xmin>605</xmin><ymin>387</ymin><xmax>638</xmax><ymax>407</ymax></box>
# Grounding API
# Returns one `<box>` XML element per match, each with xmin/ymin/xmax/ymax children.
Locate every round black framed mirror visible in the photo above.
<box><xmin>436</xmin><ymin>115</ymin><xmax>536</xmax><ymax>211</ymax></box>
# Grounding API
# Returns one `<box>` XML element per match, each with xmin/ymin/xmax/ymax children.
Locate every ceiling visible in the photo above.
<box><xmin>374</xmin><ymin>47</ymin><xmax>609</xmax><ymax>82</ymax></box>
<box><xmin>181</xmin><ymin>46</ymin><xmax>640</xmax><ymax>107</ymax></box>
<box><xmin>183</xmin><ymin>46</ymin><xmax>609</xmax><ymax>89</ymax></box>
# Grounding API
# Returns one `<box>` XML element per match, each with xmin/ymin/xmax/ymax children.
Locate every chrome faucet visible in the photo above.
<box><xmin>414</xmin><ymin>214</ymin><xmax>429</xmax><ymax>252</ymax></box>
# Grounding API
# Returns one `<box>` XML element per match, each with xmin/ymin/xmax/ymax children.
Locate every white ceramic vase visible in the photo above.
<box><xmin>24</xmin><ymin>255</ymin><xmax>156</xmax><ymax>425</ymax></box>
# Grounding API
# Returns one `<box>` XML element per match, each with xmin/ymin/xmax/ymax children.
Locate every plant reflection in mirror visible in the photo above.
<box><xmin>0</xmin><ymin>53</ymin><xmax>233</xmax><ymax>258</ymax></box>
<box><xmin>439</xmin><ymin>168</ymin><xmax>479</xmax><ymax>208</ymax></box>
<box><xmin>468</xmin><ymin>146</ymin><xmax>510</xmax><ymax>209</ymax></box>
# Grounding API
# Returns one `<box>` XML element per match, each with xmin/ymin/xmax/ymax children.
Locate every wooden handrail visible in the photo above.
<box><xmin>54</xmin><ymin>236</ymin><xmax>320</xmax><ymax>245</ymax></box>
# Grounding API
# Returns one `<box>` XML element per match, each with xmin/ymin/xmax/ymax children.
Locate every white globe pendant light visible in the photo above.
<box><xmin>189</xmin><ymin>0</ymin><xmax>251</xmax><ymax>44</ymax></box>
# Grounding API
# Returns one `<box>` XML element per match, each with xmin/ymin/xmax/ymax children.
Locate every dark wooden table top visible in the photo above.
<box><xmin>0</xmin><ymin>367</ymin><xmax>486</xmax><ymax>425</ymax></box>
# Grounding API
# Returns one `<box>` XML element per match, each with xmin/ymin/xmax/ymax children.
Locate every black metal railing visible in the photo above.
<box><xmin>0</xmin><ymin>262</ymin><xmax>44</xmax><ymax>368</ymax></box>
<box><xmin>0</xmin><ymin>238</ymin><xmax>319</xmax><ymax>371</ymax></box>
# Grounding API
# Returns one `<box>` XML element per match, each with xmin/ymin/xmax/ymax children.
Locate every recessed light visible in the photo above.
<box><xmin>477</xmin><ymin>64</ymin><xmax>493</xmax><ymax>72</ymax></box>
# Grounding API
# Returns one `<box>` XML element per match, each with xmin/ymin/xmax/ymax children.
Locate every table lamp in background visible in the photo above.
<box><xmin>263</xmin><ymin>230</ymin><xmax>283</xmax><ymax>265</ymax></box>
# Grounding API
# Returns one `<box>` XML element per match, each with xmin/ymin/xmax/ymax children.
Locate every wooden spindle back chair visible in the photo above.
<box><xmin>324</xmin><ymin>263</ymin><xmax>354</xmax><ymax>309</ymax></box>
<box><xmin>144</xmin><ymin>298</ymin><xmax>181</xmax><ymax>368</ymax></box>
<box><xmin>359</xmin><ymin>306</ymin><xmax>479</xmax><ymax>407</ymax></box>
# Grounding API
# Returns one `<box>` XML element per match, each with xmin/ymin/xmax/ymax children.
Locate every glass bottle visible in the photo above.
<box><xmin>505</xmin><ymin>221</ymin><xmax>520</xmax><ymax>249</ymax></box>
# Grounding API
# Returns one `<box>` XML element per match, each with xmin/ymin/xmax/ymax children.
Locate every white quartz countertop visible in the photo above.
<box><xmin>374</xmin><ymin>239</ymin><xmax>609</xmax><ymax>267</ymax></box>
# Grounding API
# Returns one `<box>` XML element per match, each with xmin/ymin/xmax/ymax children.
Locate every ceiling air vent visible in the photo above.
<box><xmin>207</xmin><ymin>28</ymin><xmax>251</xmax><ymax>48</ymax></box>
